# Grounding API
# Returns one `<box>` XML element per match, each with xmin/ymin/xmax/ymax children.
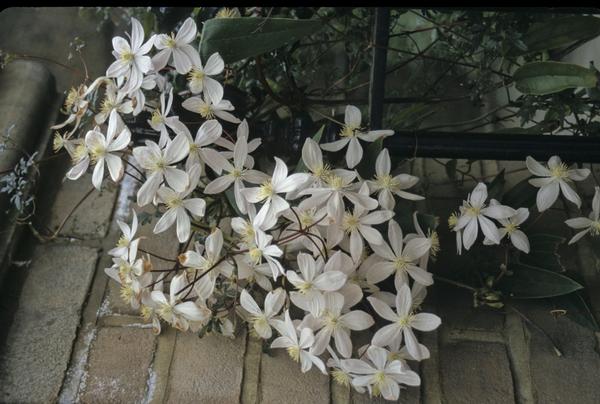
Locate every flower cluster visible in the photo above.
<box><xmin>52</xmin><ymin>17</ymin><xmax>599</xmax><ymax>401</ymax></box>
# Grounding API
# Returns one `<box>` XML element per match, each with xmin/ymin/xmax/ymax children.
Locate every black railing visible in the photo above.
<box><xmin>368</xmin><ymin>7</ymin><xmax>600</xmax><ymax>163</ymax></box>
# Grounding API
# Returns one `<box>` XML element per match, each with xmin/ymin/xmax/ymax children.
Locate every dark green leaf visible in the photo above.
<box><xmin>499</xmin><ymin>263</ymin><xmax>583</xmax><ymax>299</ymax></box>
<box><xmin>513</xmin><ymin>61</ymin><xmax>597</xmax><ymax>96</ymax></box>
<box><xmin>356</xmin><ymin>137</ymin><xmax>383</xmax><ymax>179</ymax></box>
<box><xmin>513</xmin><ymin>16</ymin><xmax>600</xmax><ymax>55</ymax></box>
<box><xmin>550</xmin><ymin>292</ymin><xmax>600</xmax><ymax>332</ymax></box>
<box><xmin>293</xmin><ymin>125</ymin><xmax>325</xmax><ymax>173</ymax></box>
<box><xmin>519</xmin><ymin>233</ymin><xmax>565</xmax><ymax>272</ymax></box>
<box><xmin>502</xmin><ymin>177</ymin><xmax>537</xmax><ymax>209</ymax></box>
<box><xmin>200</xmin><ymin>17</ymin><xmax>323</xmax><ymax>63</ymax></box>
<box><xmin>415</xmin><ymin>212</ymin><xmax>439</xmax><ymax>233</ymax></box>
<box><xmin>224</xmin><ymin>188</ymin><xmax>243</xmax><ymax>217</ymax></box>
<box><xmin>487</xmin><ymin>168</ymin><xmax>505</xmax><ymax>201</ymax></box>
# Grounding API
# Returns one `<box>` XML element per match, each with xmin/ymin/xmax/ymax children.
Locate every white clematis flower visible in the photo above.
<box><xmin>483</xmin><ymin>200</ymin><xmax>530</xmax><ymax>253</ymax></box>
<box><xmin>182</xmin><ymin>95</ymin><xmax>240</xmax><ymax>124</ymax></box>
<box><xmin>241</xmin><ymin>157</ymin><xmax>309</xmax><ymax>227</ymax></box>
<box><xmin>153</xmin><ymin>164</ymin><xmax>206</xmax><ymax>243</ymax></box>
<box><xmin>94</xmin><ymin>81</ymin><xmax>133</xmax><ymax>125</ymax></box>
<box><xmin>85</xmin><ymin>110</ymin><xmax>131</xmax><ymax>190</ymax></box>
<box><xmin>328</xmin><ymin>183</ymin><xmax>394</xmax><ymax>263</ymax></box>
<box><xmin>148</xmin><ymin>88</ymin><xmax>183</xmax><ymax>148</ymax></box>
<box><xmin>239</xmin><ymin>288</ymin><xmax>286</xmax><ymax>339</ymax></box>
<box><xmin>179</xmin><ymin>228</ymin><xmax>233</xmax><ymax>281</ymax></box>
<box><xmin>152</xmin><ymin>17</ymin><xmax>200</xmax><ymax>74</ymax></box>
<box><xmin>106</xmin><ymin>17</ymin><xmax>155</xmax><ymax>95</ymax></box>
<box><xmin>109</xmin><ymin>209</ymin><xmax>140</xmax><ymax>258</ymax></box>
<box><xmin>271</xmin><ymin>310</ymin><xmax>327</xmax><ymax>374</ymax></box>
<box><xmin>188</xmin><ymin>52</ymin><xmax>225</xmax><ymax>104</ymax></box>
<box><xmin>368</xmin><ymin>284</ymin><xmax>441</xmax><ymax>360</ymax></box>
<box><xmin>298</xmin><ymin>168</ymin><xmax>378</xmax><ymax>224</ymax></box>
<box><xmin>453</xmin><ymin>182</ymin><xmax>516</xmax><ymax>252</ymax></box>
<box><xmin>150</xmin><ymin>273</ymin><xmax>210</xmax><ymax>331</ymax></box>
<box><xmin>214</xmin><ymin>119</ymin><xmax>261</xmax><ymax>169</ymax></box>
<box><xmin>526</xmin><ymin>155</ymin><xmax>590</xmax><ymax>212</ymax></box>
<box><xmin>342</xmin><ymin>345</ymin><xmax>420</xmax><ymax>401</ymax></box>
<box><xmin>247</xmin><ymin>229</ymin><xmax>285</xmax><ymax>280</ymax></box>
<box><xmin>132</xmin><ymin>131</ymin><xmax>190</xmax><ymax>206</ymax></box>
<box><xmin>310</xmin><ymin>292</ymin><xmax>374</xmax><ymax>358</ymax></box>
<box><xmin>368</xmin><ymin>148</ymin><xmax>424</xmax><ymax>210</ymax></box>
<box><xmin>204</xmin><ymin>134</ymin><xmax>269</xmax><ymax>214</ymax></box>
<box><xmin>287</xmin><ymin>253</ymin><xmax>347</xmax><ymax>316</ymax></box>
<box><xmin>367</xmin><ymin>219</ymin><xmax>433</xmax><ymax>289</ymax></box>
<box><xmin>565</xmin><ymin>186</ymin><xmax>600</xmax><ymax>244</ymax></box>
<box><xmin>320</xmin><ymin>105</ymin><xmax>393</xmax><ymax>168</ymax></box>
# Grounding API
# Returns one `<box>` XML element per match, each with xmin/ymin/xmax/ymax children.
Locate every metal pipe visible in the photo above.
<box><xmin>385</xmin><ymin>130</ymin><xmax>600</xmax><ymax>163</ymax></box>
<box><xmin>368</xmin><ymin>7</ymin><xmax>390</xmax><ymax>129</ymax></box>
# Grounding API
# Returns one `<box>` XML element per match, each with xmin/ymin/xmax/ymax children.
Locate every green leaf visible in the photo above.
<box><xmin>519</xmin><ymin>233</ymin><xmax>565</xmax><ymax>272</ymax></box>
<box><xmin>513</xmin><ymin>61</ymin><xmax>597</xmax><ymax>96</ymax></box>
<box><xmin>502</xmin><ymin>177</ymin><xmax>537</xmax><ymax>209</ymax></box>
<box><xmin>487</xmin><ymin>169</ymin><xmax>505</xmax><ymax>201</ymax></box>
<box><xmin>224</xmin><ymin>188</ymin><xmax>243</xmax><ymax>217</ymax></box>
<box><xmin>550</xmin><ymin>292</ymin><xmax>600</xmax><ymax>332</ymax></box>
<box><xmin>199</xmin><ymin>17</ymin><xmax>323</xmax><ymax>63</ymax></box>
<box><xmin>499</xmin><ymin>263</ymin><xmax>583</xmax><ymax>299</ymax></box>
<box><xmin>356</xmin><ymin>137</ymin><xmax>383</xmax><ymax>179</ymax></box>
<box><xmin>294</xmin><ymin>125</ymin><xmax>325</xmax><ymax>173</ymax></box>
<box><xmin>513</xmin><ymin>16</ymin><xmax>600</xmax><ymax>55</ymax></box>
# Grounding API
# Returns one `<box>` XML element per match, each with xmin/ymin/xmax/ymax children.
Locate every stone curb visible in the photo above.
<box><xmin>0</xmin><ymin>59</ymin><xmax>60</xmax><ymax>287</ymax></box>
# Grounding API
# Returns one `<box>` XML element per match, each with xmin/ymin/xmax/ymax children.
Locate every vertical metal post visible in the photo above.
<box><xmin>368</xmin><ymin>8</ymin><xmax>391</xmax><ymax>129</ymax></box>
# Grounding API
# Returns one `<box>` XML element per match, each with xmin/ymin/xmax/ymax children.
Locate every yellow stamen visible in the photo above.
<box><xmin>590</xmin><ymin>221</ymin><xmax>600</xmax><ymax>236</ymax></box>
<box><xmin>120</xmin><ymin>51</ymin><xmax>134</xmax><ymax>62</ymax></box>
<box><xmin>448</xmin><ymin>212</ymin><xmax>459</xmax><ymax>229</ymax></box>
<box><xmin>258</xmin><ymin>181</ymin><xmax>274</xmax><ymax>200</ymax></box>
<box><xmin>332</xmin><ymin>369</ymin><xmax>351</xmax><ymax>387</ymax></box>
<box><xmin>141</xmin><ymin>305</ymin><xmax>154</xmax><ymax>321</ymax></box>
<box><xmin>550</xmin><ymin>163</ymin><xmax>569</xmax><ymax>180</ymax></box>
<box><xmin>53</xmin><ymin>132</ymin><xmax>65</xmax><ymax>152</ymax></box>
<box><xmin>151</xmin><ymin>109</ymin><xmax>164</xmax><ymax>126</ymax></box>
<box><xmin>198</xmin><ymin>102</ymin><xmax>214</xmax><ymax>119</ymax></box>
<box><xmin>287</xmin><ymin>346</ymin><xmax>300</xmax><ymax>362</ymax></box>
<box><xmin>342</xmin><ymin>212</ymin><xmax>360</xmax><ymax>232</ymax></box>
<box><xmin>120</xmin><ymin>284</ymin><xmax>134</xmax><ymax>303</ymax></box>
<box><xmin>325</xmin><ymin>174</ymin><xmax>344</xmax><ymax>190</ymax></box>
<box><xmin>375</xmin><ymin>174</ymin><xmax>399</xmax><ymax>190</ymax></box>
<box><xmin>249</xmin><ymin>247</ymin><xmax>263</xmax><ymax>264</ymax></box>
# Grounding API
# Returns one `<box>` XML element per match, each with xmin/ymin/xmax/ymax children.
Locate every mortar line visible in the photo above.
<box><xmin>240</xmin><ymin>329</ymin><xmax>263</xmax><ymax>404</ymax></box>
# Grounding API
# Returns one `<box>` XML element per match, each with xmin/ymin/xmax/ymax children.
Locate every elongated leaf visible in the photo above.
<box><xmin>551</xmin><ymin>292</ymin><xmax>600</xmax><ymax>332</ymax></box>
<box><xmin>356</xmin><ymin>137</ymin><xmax>383</xmax><ymax>179</ymax></box>
<box><xmin>502</xmin><ymin>176</ymin><xmax>537</xmax><ymax>209</ymax></box>
<box><xmin>294</xmin><ymin>125</ymin><xmax>325</xmax><ymax>173</ymax></box>
<box><xmin>487</xmin><ymin>169</ymin><xmax>505</xmax><ymax>201</ymax></box>
<box><xmin>499</xmin><ymin>263</ymin><xmax>583</xmax><ymax>299</ymax></box>
<box><xmin>519</xmin><ymin>233</ymin><xmax>565</xmax><ymax>272</ymax></box>
<box><xmin>224</xmin><ymin>188</ymin><xmax>243</xmax><ymax>217</ymax></box>
<box><xmin>514</xmin><ymin>62</ymin><xmax>597</xmax><ymax>96</ymax></box>
<box><xmin>513</xmin><ymin>16</ymin><xmax>600</xmax><ymax>55</ymax></box>
<box><xmin>200</xmin><ymin>17</ymin><xmax>322</xmax><ymax>63</ymax></box>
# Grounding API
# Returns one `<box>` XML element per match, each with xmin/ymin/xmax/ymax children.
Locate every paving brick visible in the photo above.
<box><xmin>165</xmin><ymin>331</ymin><xmax>246</xmax><ymax>403</ymax></box>
<box><xmin>47</xmin><ymin>174</ymin><xmax>119</xmax><ymax>239</ymax></box>
<box><xmin>79</xmin><ymin>327</ymin><xmax>156</xmax><ymax>403</ymax></box>
<box><xmin>260</xmin><ymin>348</ymin><xmax>330</xmax><ymax>404</ymax></box>
<box><xmin>439</xmin><ymin>341</ymin><xmax>515</xmax><ymax>404</ymax></box>
<box><xmin>0</xmin><ymin>244</ymin><xmax>97</xmax><ymax>403</ymax></box>
<box><xmin>518</xmin><ymin>301</ymin><xmax>600</xmax><ymax>404</ymax></box>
